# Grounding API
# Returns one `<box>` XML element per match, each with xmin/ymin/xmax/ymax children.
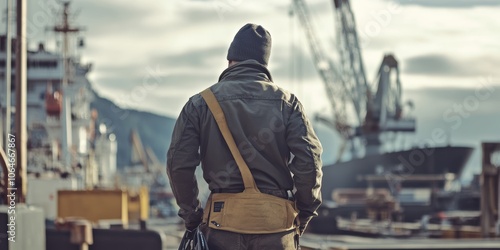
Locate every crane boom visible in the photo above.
<box><xmin>292</xmin><ymin>0</ymin><xmax>351</xmax><ymax>139</ymax></box>
<box><xmin>292</xmin><ymin>0</ymin><xmax>415</xmax><ymax>157</ymax></box>
<box><xmin>333</xmin><ymin>0</ymin><xmax>369</xmax><ymax>123</ymax></box>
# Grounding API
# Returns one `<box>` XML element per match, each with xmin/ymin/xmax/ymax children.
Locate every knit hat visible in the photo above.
<box><xmin>227</xmin><ymin>23</ymin><xmax>272</xmax><ymax>66</ymax></box>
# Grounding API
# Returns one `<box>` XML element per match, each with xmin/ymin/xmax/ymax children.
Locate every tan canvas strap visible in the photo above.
<box><xmin>200</xmin><ymin>88</ymin><xmax>260</xmax><ymax>193</ymax></box>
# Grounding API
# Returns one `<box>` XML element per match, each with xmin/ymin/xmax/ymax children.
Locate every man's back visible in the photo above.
<box><xmin>167</xmin><ymin>23</ymin><xmax>323</xmax><ymax>250</ymax></box>
<box><xmin>195</xmin><ymin>60</ymin><xmax>297</xmax><ymax>191</ymax></box>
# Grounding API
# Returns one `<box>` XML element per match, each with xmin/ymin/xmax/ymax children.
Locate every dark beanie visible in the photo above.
<box><xmin>227</xmin><ymin>23</ymin><xmax>272</xmax><ymax>66</ymax></box>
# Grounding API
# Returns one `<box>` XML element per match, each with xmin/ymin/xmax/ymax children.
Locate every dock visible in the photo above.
<box><xmin>300</xmin><ymin>234</ymin><xmax>500</xmax><ymax>250</ymax></box>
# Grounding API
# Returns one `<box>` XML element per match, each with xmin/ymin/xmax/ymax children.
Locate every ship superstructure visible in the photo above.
<box><xmin>0</xmin><ymin>3</ymin><xmax>117</xmax><ymax>190</ymax></box>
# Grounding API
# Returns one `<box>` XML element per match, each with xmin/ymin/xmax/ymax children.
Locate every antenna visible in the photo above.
<box><xmin>50</xmin><ymin>1</ymin><xmax>84</xmax><ymax>168</ymax></box>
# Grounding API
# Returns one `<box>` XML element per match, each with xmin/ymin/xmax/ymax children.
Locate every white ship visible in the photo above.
<box><xmin>0</xmin><ymin>3</ymin><xmax>117</xmax><ymax>219</ymax></box>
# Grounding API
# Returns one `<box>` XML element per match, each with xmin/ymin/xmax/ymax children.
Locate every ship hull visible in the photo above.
<box><xmin>321</xmin><ymin>146</ymin><xmax>474</xmax><ymax>200</ymax></box>
<box><xmin>309</xmin><ymin>146</ymin><xmax>474</xmax><ymax>234</ymax></box>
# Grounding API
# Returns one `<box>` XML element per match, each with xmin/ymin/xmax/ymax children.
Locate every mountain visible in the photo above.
<box><xmin>90</xmin><ymin>91</ymin><xmax>176</xmax><ymax>168</ymax></box>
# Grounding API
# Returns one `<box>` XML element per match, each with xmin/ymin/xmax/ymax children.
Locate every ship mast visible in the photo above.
<box><xmin>14</xmin><ymin>0</ymin><xmax>27</xmax><ymax>203</ymax></box>
<box><xmin>52</xmin><ymin>2</ymin><xmax>82</xmax><ymax>168</ymax></box>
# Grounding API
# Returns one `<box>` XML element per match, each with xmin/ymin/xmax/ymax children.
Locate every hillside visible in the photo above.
<box><xmin>91</xmin><ymin>91</ymin><xmax>176</xmax><ymax>168</ymax></box>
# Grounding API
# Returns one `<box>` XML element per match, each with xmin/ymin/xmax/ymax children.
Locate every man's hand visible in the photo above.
<box><xmin>183</xmin><ymin>207</ymin><xmax>204</xmax><ymax>232</ymax></box>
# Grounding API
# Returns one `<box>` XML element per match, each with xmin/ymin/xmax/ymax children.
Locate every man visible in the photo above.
<box><xmin>167</xmin><ymin>23</ymin><xmax>323</xmax><ymax>250</ymax></box>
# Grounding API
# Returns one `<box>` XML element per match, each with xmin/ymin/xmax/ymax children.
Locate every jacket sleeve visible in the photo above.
<box><xmin>166</xmin><ymin>99</ymin><xmax>203</xmax><ymax>230</ymax></box>
<box><xmin>285</xmin><ymin>98</ymin><xmax>323</xmax><ymax>229</ymax></box>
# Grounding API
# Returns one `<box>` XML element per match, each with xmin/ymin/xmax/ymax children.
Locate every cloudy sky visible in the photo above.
<box><xmin>11</xmin><ymin>0</ymin><xmax>500</xmax><ymax>180</ymax></box>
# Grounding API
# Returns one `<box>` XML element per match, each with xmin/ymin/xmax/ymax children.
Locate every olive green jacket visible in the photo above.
<box><xmin>167</xmin><ymin>60</ymin><xmax>323</xmax><ymax>230</ymax></box>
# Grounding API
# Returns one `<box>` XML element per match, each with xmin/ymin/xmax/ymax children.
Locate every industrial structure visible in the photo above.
<box><xmin>291</xmin><ymin>0</ymin><xmax>482</xmax><ymax>237</ymax></box>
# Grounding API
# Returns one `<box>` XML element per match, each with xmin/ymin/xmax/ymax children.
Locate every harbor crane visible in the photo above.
<box><xmin>291</xmin><ymin>0</ymin><xmax>415</xmax><ymax>159</ymax></box>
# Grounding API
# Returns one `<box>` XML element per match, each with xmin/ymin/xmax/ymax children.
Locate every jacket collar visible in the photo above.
<box><xmin>218</xmin><ymin>59</ymin><xmax>273</xmax><ymax>82</ymax></box>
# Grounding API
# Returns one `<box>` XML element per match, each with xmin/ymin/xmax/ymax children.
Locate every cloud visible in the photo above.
<box><xmin>25</xmin><ymin>0</ymin><xmax>163</xmax><ymax>39</ymax></box>
<box><xmin>175</xmin><ymin>2</ymin><xmax>269</xmax><ymax>23</ymax></box>
<box><xmin>404</xmin><ymin>54</ymin><xmax>463</xmax><ymax>76</ymax></box>
<box><xmin>403</xmin><ymin>54</ymin><xmax>500</xmax><ymax>77</ymax></box>
<box><xmin>390</xmin><ymin>0</ymin><xmax>500</xmax><ymax>8</ymax></box>
<box><xmin>152</xmin><ymin>46</ymin><xmax>227</xmax><ymax>68</ymax></box>
<box><xmin>405</xmin><ymin>86</ymin><xmax>499</xmax><ymax>122</ymax></box>
<box><xmin>23</xmin><ymin>0</ymin><xmax>500</xmax><ymax>119</ymax></box>
<box><xmin>95</xmin><ymin>71</ymin><xmax>216</xmax><ymax>96</ymax></box>
<box><xmin>271</xmin><ymin>44</ymin><xmax>322</xmax><ymax>83</ymax></box>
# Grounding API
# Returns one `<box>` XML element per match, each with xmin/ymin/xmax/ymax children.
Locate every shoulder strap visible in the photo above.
<box><xmin>200</xmin><ymin>88</ymin><xmax>259</xmax><ymax>193</ymax></box>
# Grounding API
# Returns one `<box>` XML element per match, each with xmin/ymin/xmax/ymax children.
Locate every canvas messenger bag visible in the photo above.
<box><xmin>200</xmin><ymin>88</ymin><xmax>299</xmax><ymax>234</ymax></box>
